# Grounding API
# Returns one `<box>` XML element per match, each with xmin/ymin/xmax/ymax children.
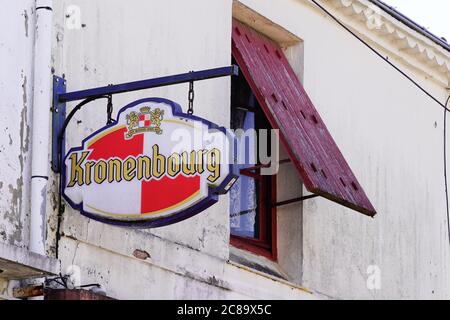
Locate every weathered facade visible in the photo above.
<box><xmin>1</xmin><ymin>0</ymin><xmax>449</xmax><ymax>299</ymax></box>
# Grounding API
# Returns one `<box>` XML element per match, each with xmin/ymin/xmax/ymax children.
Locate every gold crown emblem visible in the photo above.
<box><xmin>125</xmin><ymin>106</ymin><xmax>164</xmax><ymax>139</ymax></box>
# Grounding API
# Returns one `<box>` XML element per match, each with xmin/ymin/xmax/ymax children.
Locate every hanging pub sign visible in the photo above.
<box><xmin>62</xmin><ymin>98</ymin><xmax>237</xmax><ymax>228</ymax></box>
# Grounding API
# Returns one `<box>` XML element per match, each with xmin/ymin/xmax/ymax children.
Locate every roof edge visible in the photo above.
<box><xmin>369</xmin><ymin>0</ymin><xmax>450</xmax><ymax>52</ymax></box>
<box><xmin>325</xmin><ymin>0</ymin><xmax>450</xmax><ymax>85</ymax></box>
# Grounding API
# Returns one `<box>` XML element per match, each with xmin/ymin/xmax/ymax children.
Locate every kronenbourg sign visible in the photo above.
<box><xmin>62</xmin><ymin>97</ymin><xmax>237</xmax><ymax>227</ymax></box>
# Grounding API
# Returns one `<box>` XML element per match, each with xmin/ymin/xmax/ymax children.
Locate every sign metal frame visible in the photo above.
<box><xmin>52</xmin><ymin>66</ymin><xmax>239</xmax><ymax>173</ymax></box>
<box><xmin>51</xmin><ymin>66</ymin><xmax>239</xmax><ymax>228</ymax></box>
<box><xmin>62</xmin><ymin>97</ymin><xmax>237</xmax><ymax>228</ymax></box>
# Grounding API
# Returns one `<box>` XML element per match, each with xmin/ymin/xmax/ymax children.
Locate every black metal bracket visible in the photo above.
<box><xmin>51</xmin><ymin>65</ymin><xmax>239</xmax><ymax>173</ymax></box>
<box><xmin>58</xmin><ymin>66</ymin><xmax>239</xmax><ymax>103</ymax></box>
<box><xmin>273</xmin><ymin>194</ymin><xmax>319</xmax><ymax>207</ymax></box>
<box><xmin>51</xmin><ymin>76</ymin><xmax>67</xmax><ymax>172</ymax></box>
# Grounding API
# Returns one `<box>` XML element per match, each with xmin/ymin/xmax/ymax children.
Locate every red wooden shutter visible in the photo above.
<box><xmin>232</xmin><ymin>20</ymin><xmax>376</xmax><ymax>216</ymax></box>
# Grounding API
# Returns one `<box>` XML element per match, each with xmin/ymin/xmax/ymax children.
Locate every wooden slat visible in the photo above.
<box><xmin>232</xmin><ymin>20</ymin><xmax>376</xmax><ymax>216</ymax></box>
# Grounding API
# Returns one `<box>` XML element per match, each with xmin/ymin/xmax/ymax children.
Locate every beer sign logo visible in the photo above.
<box><xmin>63</xmin><ymin>98</ymin><xmax>237</xmax><ymax>228</ymax></box>
<box><xmin>125</xmin><ymin>106</ymin><xmax>164</xmax><ymax>138</ymax></box>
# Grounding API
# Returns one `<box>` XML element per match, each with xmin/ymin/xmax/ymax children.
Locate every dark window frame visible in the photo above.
<box><xmin>230</xmin><ymin>55</ymin><xmax>278</xmax><ymax>261</ymax></box>
<box><xmin>230</xmin><ymin>173</ymin><xmax>277</xmax><ymax>260</ymax></box>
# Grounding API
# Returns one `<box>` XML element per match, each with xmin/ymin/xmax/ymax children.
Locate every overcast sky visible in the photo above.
<box><xmin>383</xmin><ymin>0</ymin><xmax>449</xmax><ymax>41</ymax></box>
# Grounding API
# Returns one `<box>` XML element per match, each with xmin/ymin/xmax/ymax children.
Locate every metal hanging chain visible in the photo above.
<box><xmin>106</xmin><ymin>94</ymin><xmax>114</xmax><ymax>124</ymax></box>
<box><xmin>188</xmin><ymin>77</ymin><xmax>195</xmax><ymax>115</ymax></box>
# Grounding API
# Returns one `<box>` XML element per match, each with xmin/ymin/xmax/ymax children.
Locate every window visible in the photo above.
<box><xmin>231</xmin><ymin>19</ymin><xmax>375</xmax><ymax>217</ymax></box>
<box><xmin>229</xmin><ymin>57</ymin><xmax>277</xmax><ymax>260</ymax></box>
<box><xmin>229</xmin><ymin>19</ymin><xmax>376</xmax><ymax>264</ymax></box>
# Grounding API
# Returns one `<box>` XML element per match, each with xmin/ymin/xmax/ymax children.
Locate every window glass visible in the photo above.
<box><xmin>230</xmin><ymin>109</ymin><xmax>259</xmax><ymax>238</ymax></box>
<box><xmin>230</xmin><ymin>55</ymin><xmax>275</xmax><ymax>255</ymax></box>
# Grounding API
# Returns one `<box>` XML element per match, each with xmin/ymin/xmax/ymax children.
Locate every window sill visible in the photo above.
<box><xmin>229</xmin><ymin>245</ymin><xmax>287</xmax><ymax>281</ymax></box>
<box><xmin>228</xmin><ymin>246</ymin><xmax>313</xmax><ymax>295</ymax></box>
<box><xmin>230</xmin><ymin>236</ymin><xmax>275</xmax><ymax>260</ymax></box>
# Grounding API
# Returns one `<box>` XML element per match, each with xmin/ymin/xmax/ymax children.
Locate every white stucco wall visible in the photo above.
<box><xmin>48</xmin><ymin>0</ymin><xmax>312</xmax><ymax>300</ymax></box>
<box><xmin>238</xmin><ymin>0</ymin><xmax>450</xmax><ymax>299</ymax></box>
<box><xmin>1</xmin><ymin>0</ymin><xmax>449</xmax><ymax>300</ymax></box>
<box><xmin>0</xmin><ymin>1</ymin><xmax>35</xmax><ymax>248</ymax></box>
<box><xmin>51</xmin><ymin>0</ymin><xmax>233</xmax><ymax>260</ymax></box>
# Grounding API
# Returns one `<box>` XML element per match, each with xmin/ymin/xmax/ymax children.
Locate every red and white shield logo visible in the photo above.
<box><xmin>63</xmin><ymin>98</ymin><xmax>237</xmax><ymax>227</ymax></box>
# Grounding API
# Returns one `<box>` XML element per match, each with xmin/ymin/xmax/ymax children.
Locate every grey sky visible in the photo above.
<box><xmin>383</xmin><ymin>0</ymin><xmax>449</xmax><ymax>41</ymax></box>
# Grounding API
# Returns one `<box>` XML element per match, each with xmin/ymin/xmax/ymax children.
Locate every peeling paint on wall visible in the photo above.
<box><xmin>40</xmin><ymin>186</ymin><xmax>47</xmax><ymax>243</ymax></box>
<box><xmin>1</xmin><ymin>0</ymin><xmax>449</xmax><ymax>300</ymax></box>
<box><xmin>20</xmin><ymin>73</ymin><xmax>30</xmax><ymax>157</ymax></box>
<box><xmin>5</xmin><ymin>182</ymin><xmax>24</xmax><ymax>245</ymax></box>
<box><xmin>23</xmin><ymin>10</ymin><xmax>29</xmax><ymax>38</ymax></box>
<box><xmin>0</xmin><ymin>72</ymin><xmax>31</xmax><ymax>246</ymax></box>
<box><xmin>132</xmin><ymin>249</ymin><xmax>150</xmax><ymax>260</ymax></box>
<box><xmin>0</xmin><ymin>1</ymin><xmax>35</xmax><ymax>248</ymax></box>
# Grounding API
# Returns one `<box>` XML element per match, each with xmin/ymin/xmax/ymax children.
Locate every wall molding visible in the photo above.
<box><xmin>325</xmin><ymin>0</ymin><xmax>450</xmax><ymax>87</ymax></box>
